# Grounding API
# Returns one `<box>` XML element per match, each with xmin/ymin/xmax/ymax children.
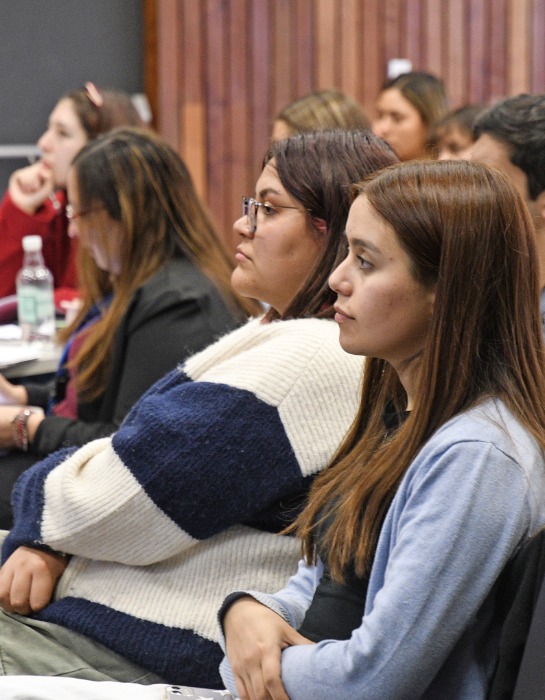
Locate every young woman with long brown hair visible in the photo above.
<box><xmin>221</xmin><ymin>159</ymin><xmax>545</xmax><ymax>700</ymax></box>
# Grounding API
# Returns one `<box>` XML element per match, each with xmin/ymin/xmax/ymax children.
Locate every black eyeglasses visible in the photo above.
<box><xmin>66</xmin><ymin>204</ymin><xmax>105</xmax><ymax>220</ymax></box>
<box><xmin>241</xmin><ymin>196</ymin><xmax>299</xmax><ymax>234</ymax></box>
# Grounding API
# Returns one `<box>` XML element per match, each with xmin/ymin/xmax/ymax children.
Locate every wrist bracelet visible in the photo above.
<box><xmin>10</xmin><ymin>408</ymin><xmax>33</xmax><ymax>452</ymax></box>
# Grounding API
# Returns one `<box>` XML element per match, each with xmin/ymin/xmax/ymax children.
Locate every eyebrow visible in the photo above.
<box><xmin>257</xmin><ymin>187</ymin><xmax>284</xmax><ymax>200</ymax></box>
<box><xmin>346</xmin><ymin>234</ymin><xmax>383</xmax><ymax>255</ymax></box>
<box><xmin>48</xmin><ymin>118</ymin><xmax>73</xmax><ymax>131</ymax></box>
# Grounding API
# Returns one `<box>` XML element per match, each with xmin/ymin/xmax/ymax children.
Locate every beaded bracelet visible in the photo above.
<box><xmin>10</xmin><ymin>408</ymin><xmax>33</xmax><ymax>452</ymax></box>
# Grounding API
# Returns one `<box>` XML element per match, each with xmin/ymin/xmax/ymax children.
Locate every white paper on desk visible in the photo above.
<box><xmin>0</xmin><ymin>324</ymin><xmax>22</xmax><ymax>340</ymax></box>
<box><xmin>0</xmin><ymin>677</ymin><xmax>168</xmax><ymax>700</ymax></box>
<box><xmin>0</xmin><ymin>342</ymin><xmax>40</xmax><ymax>369</ymax></box>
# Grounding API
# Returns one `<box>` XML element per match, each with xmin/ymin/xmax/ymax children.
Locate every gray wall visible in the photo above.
<box><xmin>0</xmin><ymin>0</ymin><xmax>143</xmax><ymax>191</ymax></box>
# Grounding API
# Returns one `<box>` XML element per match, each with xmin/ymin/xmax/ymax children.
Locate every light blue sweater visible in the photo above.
<box><xmin>220</xmin><ymin>399</ymin><xmax>545</xmax><ymax>699</ymax></box>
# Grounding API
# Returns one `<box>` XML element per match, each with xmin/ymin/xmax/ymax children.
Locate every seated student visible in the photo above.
<box><xmin>220</xmin><ymin>160</ymin><xmax>545</xmax><ymax>700</ymax></box>
<box><xmin>0</xmin><ymin>128</ymin><xmax>255</xmax><ymax>528</ymax></box>
<box><xmin>271</xmin><ymin>88</ymin><xmax>370</xmax><ymax>141</ymax></box>
<box><xmin>470</xmin><ymin>93</ymin><xmax>545</xmax><ymax>336</ymax></box>
<box><xmin>0</xmin><ymin>83</ymin><xmax>145</xmax><ymax>300</ymax></box>
<box><xmin>0</xmin><ymin>129</ymin><xmax>398</xmax><ymax>687</ymax></box>
<box><xmin>434</xmin><ymin>104</ymin><xmax>486</xmax><ymax>160</ymax></box>
<box><xmin>372</xmin><ymin>71</ymin><xmax>449</xmax><ymax>161</ymax></box>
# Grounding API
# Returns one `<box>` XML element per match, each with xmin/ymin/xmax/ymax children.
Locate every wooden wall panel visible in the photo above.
<box><xmin>532</xmin><ymin>0</ymin><xmax>545</xmax><ymax>91</ymax></box>
<box><xmin>489</xmin><ymin>0</ymin><xmax>509</xmax><ymax>100</ymax></box>
<box><xmin>144</xmin><ymin>0</ymin><xmax>545</xmax><ymax>251</ymax></box>
<box><xmin>180</xmin><ymin>0</ymin><xmax>206</xmax><ymax>196</ymax></box>
<box><xmin>228</xmin><ymin>0</ymin><xmax>251</xmax><ymax>240</ymax></box>
<box><xmin>467</xmin><ymin>0</ymin><xmax>488</xmax><ymax>101</ymax></box>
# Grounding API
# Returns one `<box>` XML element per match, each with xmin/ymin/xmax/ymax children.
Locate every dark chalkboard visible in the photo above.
<box><xmin>0</xmin><ymin>0</ymin><xmax>143</xmax><ymax>191</ymax></box>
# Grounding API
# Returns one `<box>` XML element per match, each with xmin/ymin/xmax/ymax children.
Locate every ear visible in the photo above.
<box><xmin>310</xmin><ymin>217</ymin><xmax>328</xmax><ymax>237</ymax></box>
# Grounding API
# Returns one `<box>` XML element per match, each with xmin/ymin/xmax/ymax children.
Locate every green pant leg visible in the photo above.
<box><xmin>0</xmin><ymin>532</ymin><xmax>165</xmax><ymax>682</ymax></box>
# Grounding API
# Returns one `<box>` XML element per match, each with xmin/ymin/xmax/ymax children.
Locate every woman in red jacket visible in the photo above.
<box><xmin>0</xmin><ymin>82</ymin><xmax>144</xmax><ymax>300</ymax></box>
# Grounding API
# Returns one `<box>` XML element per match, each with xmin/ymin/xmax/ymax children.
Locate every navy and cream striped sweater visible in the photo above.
<box><xmin>3</xmin><ymin>317</ymin><xmax>363</xmax><ymax>687</ymax></box>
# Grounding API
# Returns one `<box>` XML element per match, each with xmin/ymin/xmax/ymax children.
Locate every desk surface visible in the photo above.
<box><xmin>0</xmin><ymin>341</ymin><xmax>62</xmax><ymax>379</ymax></box>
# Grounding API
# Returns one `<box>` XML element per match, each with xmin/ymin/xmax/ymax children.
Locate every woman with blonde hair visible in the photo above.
<box><xmin>271</xmin><ymin>89</ymin><xmax>370</xmax><ymax>141</ymax></box>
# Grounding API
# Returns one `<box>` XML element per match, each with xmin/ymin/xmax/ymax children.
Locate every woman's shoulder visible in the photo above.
<box><xmin>260</xmin><ymin>316</ymin><xmax>350</xmax><ymax>347</ymax></box>
<box><xmin>436</xmin><ymin>399</ymin><xmax>540</xmax><ymax>451</ymax></box>
<box><xmin>191</xmin><ymin>316</ymin><xmax>357</xmax><ymax>364</ymax></box>
<box><xmin>123</xmin><ymin>257</ymin><xmax>236</xmax><ymax>328</ymax></box>
<box><xmin>184</xmin><ymin>316</ymin><xmax>362</xmax><ymax>385</ymax></box>
<box><xmin>133</xmin><ymin>257</ymin><xmax>215</xmax><ymax>305</ymax></box>
<box><xmin>419</xmin><ymin>399</ymin><xmax>545</xmax><ymax>487</ymax></box>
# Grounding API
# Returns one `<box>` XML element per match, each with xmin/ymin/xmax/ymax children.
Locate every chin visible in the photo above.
<box><xmin>338</xmin><ymin>336</ymin><xmax>367</xmax><ymax>357</ymax></box>
<box><xmin>231</xmin><ymin>270</ymin><xmax>255</xmax><ymax>299</ymax></box>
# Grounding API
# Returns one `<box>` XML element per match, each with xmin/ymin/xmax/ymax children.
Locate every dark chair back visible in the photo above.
<box><xmin>488</xmin><ymin>529</ymin><xmax>545</xmax><ymax>699</ymax></box>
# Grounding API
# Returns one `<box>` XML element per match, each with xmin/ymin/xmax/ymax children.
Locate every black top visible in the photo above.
<box><xmin>298</xmin><ymin>402</ymin><xmax>408</xmax><ymax>642</ymax></box>
<box><xmin>26</xmin><ymin>256</ymin><xmax>243</xmax><ymax>455</ymax></box>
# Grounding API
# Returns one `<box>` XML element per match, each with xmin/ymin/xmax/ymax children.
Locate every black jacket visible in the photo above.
<box><xmin>25</xmin><ymin>256</ymin><xmax>242</xmax><ymax>455</ymax></box>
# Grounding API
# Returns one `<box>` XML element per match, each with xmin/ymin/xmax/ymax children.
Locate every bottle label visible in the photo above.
<box><xmin>17</xmin><ymin>287</ymin><xmax>54</xmax><ymax>325</ymax></box>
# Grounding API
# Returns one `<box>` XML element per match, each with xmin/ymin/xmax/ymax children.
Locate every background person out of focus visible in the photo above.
<box><xmin>372</xmin><ymin>71</ymin><xmax>449</xmax><ymax>161</ymax></box>
<box><xmin>470</xmin><ymin>93</ymin><xmax>545</xmax><ymax>337</ymax></box>
<box><xmin>0</xmin><ymin>83</ymin><xmax>145</xmax><ymax>302</ymax></box>
<box><xmin>271</xmin><ymin>89</ymin><xmax>370</xmax><ymax>141</ymax></box>
<box><xmin>434</xmin><ymin>104</ymin><xmax>487</xmax><ymax>160</ymax></box>
<box><xmin>0</xmin><ymin>127</ymin><xmax>257</xmax><ymax>529</ymax></box>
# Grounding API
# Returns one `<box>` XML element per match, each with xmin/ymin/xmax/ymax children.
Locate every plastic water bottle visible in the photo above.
<box><xmin>16</xmin><ymin>235</ymin><xmax>55</xmax><ymax>341</ymax></box>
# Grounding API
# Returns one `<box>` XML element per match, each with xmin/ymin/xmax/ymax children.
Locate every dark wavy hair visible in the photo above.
<box><xmin>264</xmin><ymin>129</ymin><xmax>398</xmax><ymax>321</ymax></box>
<box><xmin>473</xmin><ymin>93</ymin><xmax>545</xmax><ymax>200</ymax></box>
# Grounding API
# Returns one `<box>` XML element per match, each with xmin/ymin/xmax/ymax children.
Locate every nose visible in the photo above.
<box><xmin>328</xmin><ymin>256</ymin><xmax>352</xmax><ymax>296</ymax></box>
<box><xmin>38</xmin><ymin>128</ymin><xmax>52</xmax><ymax>153</ymax></box>
<box><xmin>233</xmin><ymin>214</ymin><xmax>254</xmax><ymax>238</ymax></box>
<box><xmin>372</xmin><ymin>117</ymin><xmax>389</xmax><ymax>139</ymax></box>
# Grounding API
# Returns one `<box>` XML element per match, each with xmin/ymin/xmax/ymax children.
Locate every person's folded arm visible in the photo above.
<box><xmin>3</xmin><ymin>369</ymin><xmax>311</xmax><ymax>567</ymax></box>
<box><xmin>219</xmin><ymin>558</ymin><xmax>323</xmax><ymax>698</ymax></box>
<box><xmin>264</xmin><ymin>442</ymin><xmax>533</xmax><ymax>700</ymax></box>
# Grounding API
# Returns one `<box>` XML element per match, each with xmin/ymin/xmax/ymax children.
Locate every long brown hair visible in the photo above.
<box><xmin>264</xmin><ymin>129</ymin><xmax>398</xmax><ymax>322</ymax></box>
<box><xmin>295</xmin><ymin>159</ymin><xmax>545</xmax><ymax>581</ymax></box>
<box><xmin>64</xmin><ymin>127</ymin><xmax>258</xmax><ymax>401</ymax></box>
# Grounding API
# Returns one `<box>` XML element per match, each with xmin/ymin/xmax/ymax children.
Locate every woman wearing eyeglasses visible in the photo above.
<box><xmin>0</xmin><ymin>128</ymin><xmax>255</xmax><ymax>527</ymax></box>
<box><xmin>0</xmin><ymin>129</ymin><xmax>397</xmax><ymax>688</ymax></box>
<box><xmin>0</xmin><ymin>83</ymin><xmax>146</xmax><ymax>300</ymax></box>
